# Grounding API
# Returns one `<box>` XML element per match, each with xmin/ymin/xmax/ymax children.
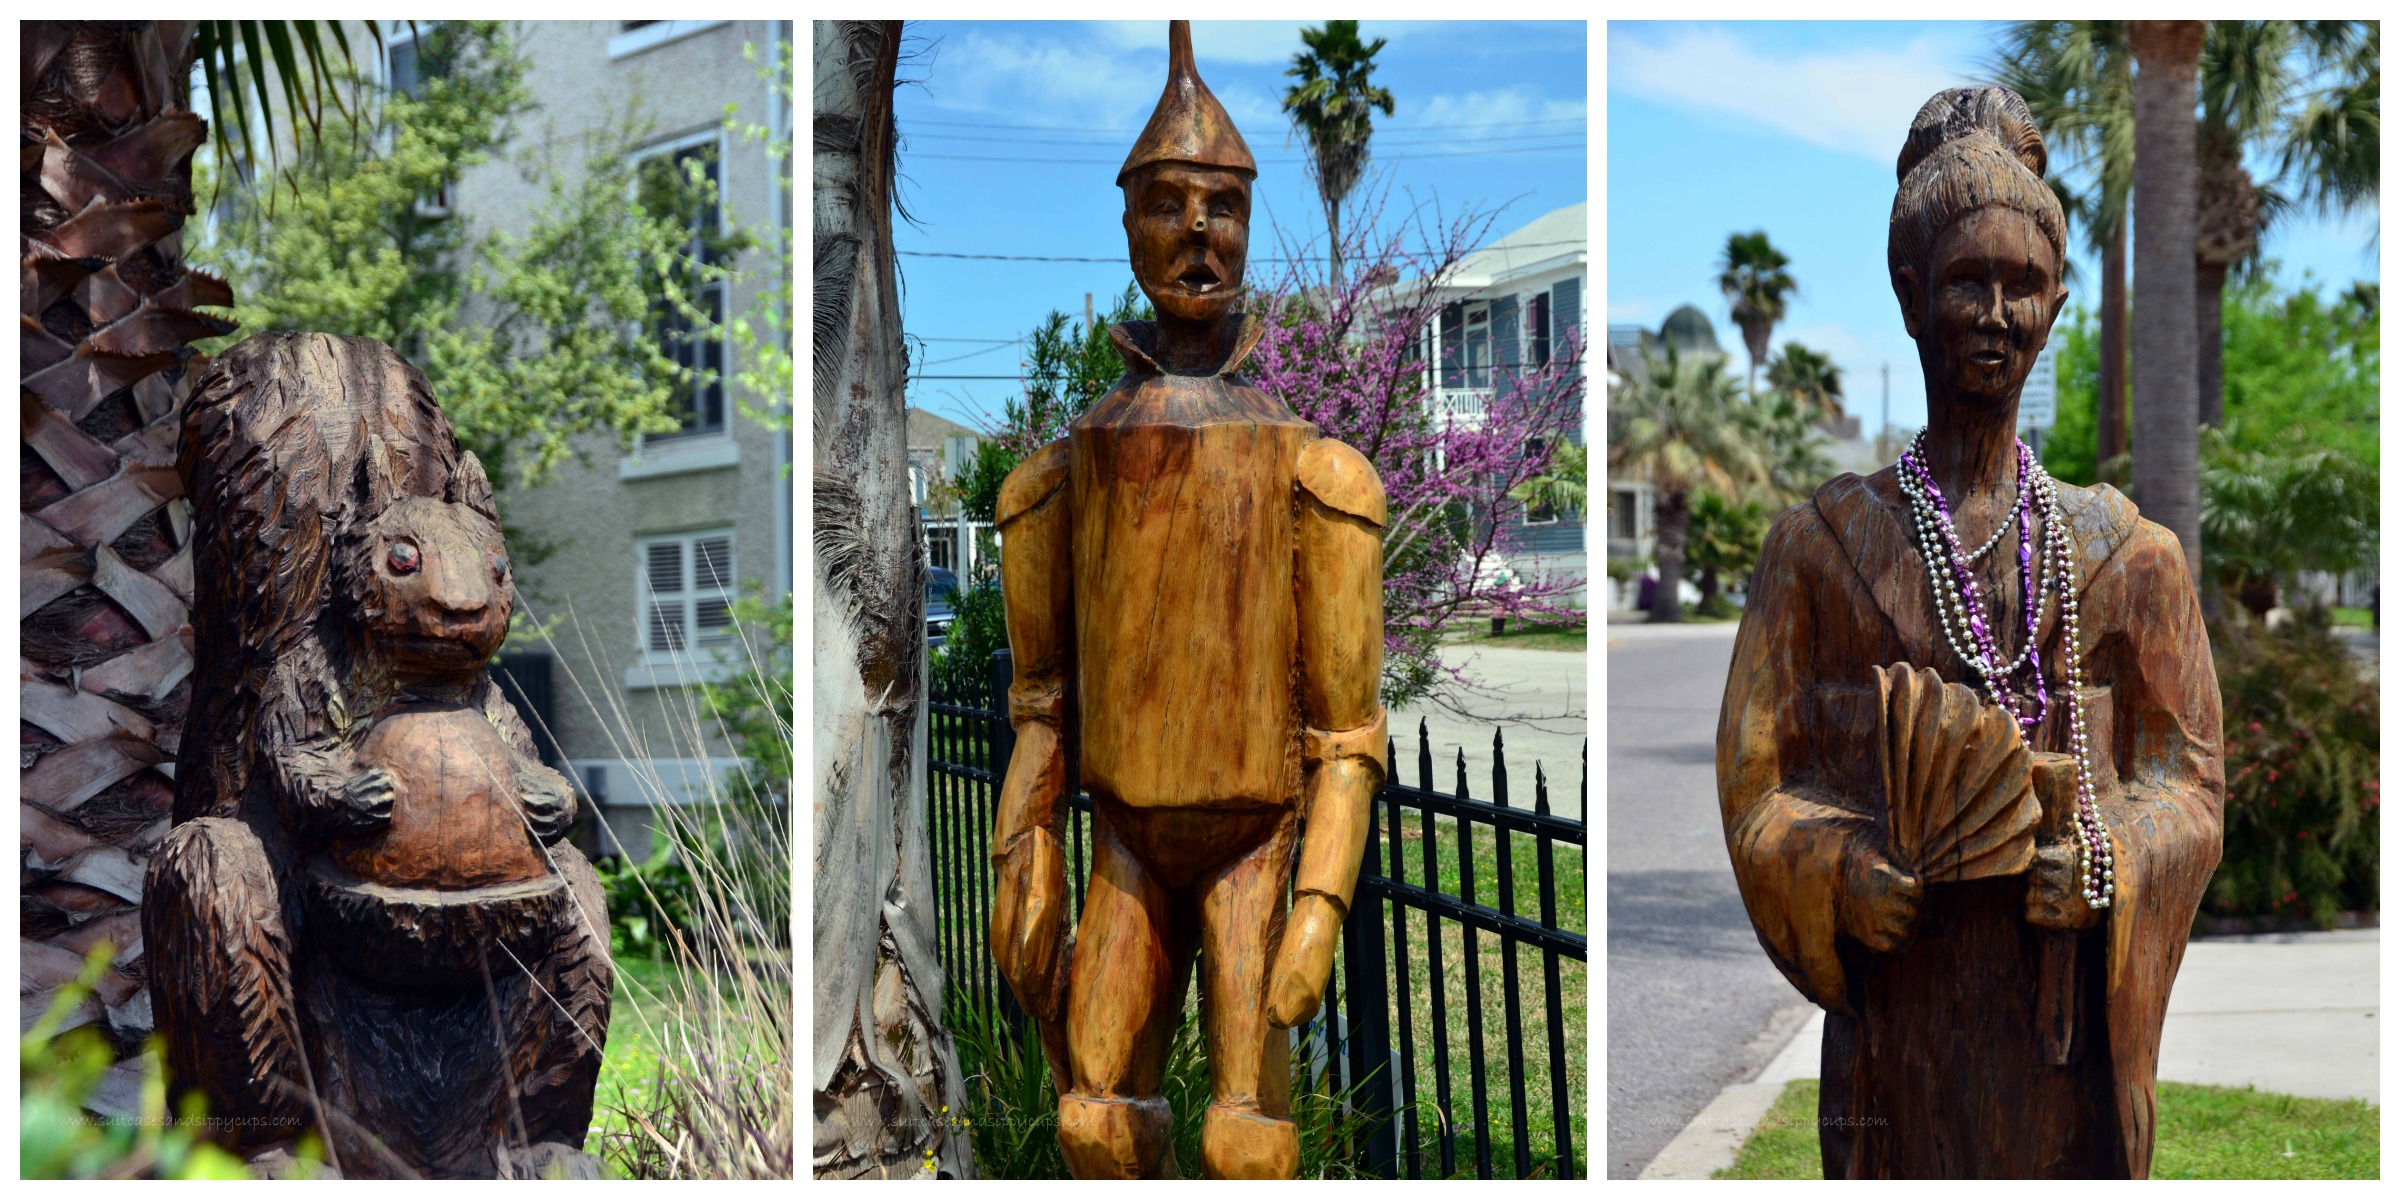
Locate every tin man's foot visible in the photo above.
<box><xmin>1201</xmin><ymin>1103</ymin><xmax>1297</xmax><ymax>1179</ymax></box>
<box><xmin>1057</xmin><ymin>1094</ymin><xmax>1173</xmax><ymax>1179</ymax></box>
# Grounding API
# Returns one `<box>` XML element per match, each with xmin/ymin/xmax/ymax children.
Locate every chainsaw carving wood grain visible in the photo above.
<box><xmin>141</xmin><ymin>332</ymin><xmax>612</xmax><ymax>1179</ymax></box>
<box><xmin>1714</xmin><ymin>88</ymin><xmax>2223</xmax><ymax>1179</ymax></box>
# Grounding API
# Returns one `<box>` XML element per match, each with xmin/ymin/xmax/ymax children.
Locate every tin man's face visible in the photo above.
<box><xmin>1123</xmin><ymin>163</ymin><xmax>1251</xmax><ymax>325</ymax></box>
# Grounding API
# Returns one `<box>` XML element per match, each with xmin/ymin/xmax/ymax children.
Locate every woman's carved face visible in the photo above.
<box><xmin>1895</xmin><ymin>206</ymin><xmax>2066</xmax><ymax>403</ymax></box>
<box><xmin>349</xmin><ymin>496</ymin><xmax>512</xmax><ymax>677</ymax></box>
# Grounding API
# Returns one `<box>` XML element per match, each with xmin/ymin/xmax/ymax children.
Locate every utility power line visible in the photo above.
<box><xmin>900</xmin><ymin>238</ymin><xmax>1585</xmax><ymax>264</ymax></box>
<box><xmin>904</xmin><ymin>129</ymin><xmax>1590</xmax><ymax>149</ymax></box>
<box><xmin>906</xmin><ymin>140</ymin><xmax>1583</xmax><ymax>167</ymax></box>
<box><xmin>899</xmin><ymin>114</ymin><xmax>1584</xmax><ymax>135</ymax></box>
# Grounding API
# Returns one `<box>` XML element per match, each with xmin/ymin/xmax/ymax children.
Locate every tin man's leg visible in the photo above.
<box><xmin>1059</xmin><ymin>807</ymin><xmax>1193</xmax><ymax>1178</ymax></box>
<box><xmin>1196</xmin><ymin>810</ymin><xmax>1302</xmax><ymax>1179</ymax></box>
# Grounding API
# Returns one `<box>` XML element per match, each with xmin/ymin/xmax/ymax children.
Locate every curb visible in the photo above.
<box><xmin>1636</xmin><ymin>1004</ymin><xmax>1815</xmax><ymax>1180</ymax></box>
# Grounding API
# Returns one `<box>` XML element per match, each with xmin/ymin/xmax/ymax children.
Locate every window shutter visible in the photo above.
<box><xmin>1439</xmin><ymin>302</ymin><xmax>1464</xmax><ymax>389</ymax></box>
<box><xmin>694</xmin><ymin>596</ymin><xmax>734</xmax><ymax>643</ymax></box>
<box><xmin>647</xmin><ymin>603</ymin><xmax>686</xmax><ymax>653</ymax></box>
<box><xmin>646</xmin><ymin>541</ymin><xmax>684</xmax><ymax>595</ymax></box>
<box><xmin>1491</xmin><ymin>296</ymin><xmax>1520</xmax><ymax>391</ymax></box>
<box><xmin>1551</xmin><ymin>277</ymin><xmax>1583</xmax><ymax>350</ymax></box>
<box><xmin>694</xmin><ymin>536</ymin><xmax>733</xmax><ymax>591</ymax></box>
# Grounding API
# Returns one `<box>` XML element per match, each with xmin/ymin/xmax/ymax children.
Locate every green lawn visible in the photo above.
<box><xmin>586</xmin><ymin>954</ymin><xmax>676</xmax><ymax>1158</ymax></box>
<box><xmin>1456</xmin><ymin>620</ymin><xmax>1589</xmax><ymax>652</ymax></box>
<box><xmin>2332</xmin><ymin>606</ymin><xmax>2375</xmax><ymax>629</ymax></box>
<box><xmin>1716</xmin><ymin>1079</ymin><xmax>2380</xmax><ymax>1179</ymax></box>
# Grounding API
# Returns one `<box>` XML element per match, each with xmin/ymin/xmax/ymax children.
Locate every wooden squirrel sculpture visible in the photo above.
<box><xmin>141</xmin><ymin>333</ymin><xmax>613</xmax><ymax>1179</ymax></box>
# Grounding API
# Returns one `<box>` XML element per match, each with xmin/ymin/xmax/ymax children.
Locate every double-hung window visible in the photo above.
<box><xmin>634</xmin><ymin>134</ymin><xmax>731</xmax><ymax>439</ymax></box>
<box><xmin>640</xmin><ymin>530</ymin><xmax>735</xmax><ymax>657</ymax></box>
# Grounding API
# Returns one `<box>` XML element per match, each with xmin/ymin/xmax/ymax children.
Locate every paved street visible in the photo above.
<box><xmin>1390</xmin><ymin>641</ymin><xmax>1589</xmax><ymax>821</ymax></box>
<box><xmin>1604</xmin><ymin>621</ymin><xmax>1799</xmax><ymax>1178</ymax></box>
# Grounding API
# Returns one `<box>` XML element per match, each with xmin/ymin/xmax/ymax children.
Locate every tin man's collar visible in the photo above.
<box><xmin>1107</xmin><ymin>315</ymin><xmax>1267</xmax><ymax>379</ymax></box>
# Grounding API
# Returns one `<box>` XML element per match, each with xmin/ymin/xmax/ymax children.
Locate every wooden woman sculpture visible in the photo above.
<box><xmin>141</xmin><ymin>333</ymin><xmax>613</xmax><ymax>1179</ymax></box>
<box><xmin>1716</xmin><ymin>88</ymin><xmax>2224</xmax><ymax>1178</ymax></box>
<box><xmin>989</xmin><ymin>20</ymin><xmax>1387</xmax><ymax>1180</ymax></box>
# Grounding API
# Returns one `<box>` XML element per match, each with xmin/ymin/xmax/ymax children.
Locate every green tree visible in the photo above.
<box><xmin>1988</xmin><ymin>21</ymin><xmax>2134</xmax><ymax>476</ymax></box>
<box><xmin>1508</xmin><ymin>439</ymin><xmax>1586</xmax><ymax>522</ymax></box>
<box><xmin>1609</xmin><ymin>342</ymin><xmax>1769</xmax><ymax>624</ymax></box>
<box><xmin>1683</xmin><ymin>488</ymin><xmax>1769</xmax><ymax>618</ymax></box>
<box><xmin>1715</xmin><ymin>231</ymin><xmax>1796</xmax><ymax>396</ymax></box>
<box><xmin>193</xmin><ymin>21</ymin><xmax>732</xmax><ymax>488</ymax></box>
<box><xmin>2199</xmin><ymin>423</ymin><xmax>2376</xmax><ymax>618</ymax></box>
<box><xmin>1282</xmin><ymin>20</ymin><xmax>1395</xmax><ymax>289</ymax></box>
<box><xmin>1764</xmin><ymin>341</ymin><xmax>1844</xmax><ymax>420</ymax></box>
<box><xmin>2043</xmin><ymin>264</ymin><xmax>2380</xmax><ymax>487</ymax></box>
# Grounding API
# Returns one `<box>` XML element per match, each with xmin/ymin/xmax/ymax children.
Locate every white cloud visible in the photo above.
<box><xmin>915</xmin><ymin>30</ymin><xmax>1161</xmax><ymax>125</ymax></box>
<box><xmin>1609</xmin><ymin>26</ymin><xmax>1971</xmax><ymax>164</ymax></box>
<box><xmin>1405</xmin><ymin>88</ymin><xmax>1587</xmax><ymax>131</ymax></box>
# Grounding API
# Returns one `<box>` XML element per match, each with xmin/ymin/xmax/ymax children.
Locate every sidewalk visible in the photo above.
<box><xmin>1638</xmin><ymin>928</ymin><xmax>2381</xmax><ymax>1178</ymax></box>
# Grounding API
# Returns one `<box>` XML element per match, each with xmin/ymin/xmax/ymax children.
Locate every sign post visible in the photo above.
<box><xmin>2017</xmin><ymin>341</ymin><xmax>2058</xmax><ymax>458</ymax></box>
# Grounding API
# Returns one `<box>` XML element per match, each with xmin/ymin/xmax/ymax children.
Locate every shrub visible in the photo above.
<box><xmin>2205</xmin><ymin>610</ymin><xmax>2379</xmax><ymax>927</ymax></box>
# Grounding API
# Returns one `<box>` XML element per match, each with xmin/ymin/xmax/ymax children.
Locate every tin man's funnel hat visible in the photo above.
<box><xmin>1117</xmin><ymin>20</ymin><xmax>1256</xmax><ymax>187</ymax></box>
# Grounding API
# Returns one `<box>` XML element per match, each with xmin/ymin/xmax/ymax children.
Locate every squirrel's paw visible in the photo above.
<box><xmin>334</xmin><ymin>767</ymin><xmax>398</xmax><ymax>831</ymax></box>
<box><xmin>519</xmin><ymin>767</ymin><xmax>577</xmax><ymax>843</ymax></box>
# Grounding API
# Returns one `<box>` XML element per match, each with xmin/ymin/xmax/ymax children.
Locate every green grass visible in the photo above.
<box><xmin>2332</xmin><ymin>606</ymin><xmax>2374</xmax><ymax>629</ymax></box>
<box><xmin>939</xmin><ymin>813</ymin><xmax>1589</xmax><ymax>1178</ymax></box>
<box><xmin>1455</xmin><ymin>620</ymin><xmax>1589</xmax><ymax>652</ymax></box>
<box><xmin>585</xmin><ymin>954</ymin><xmax>677</xmax><ymax>1158</ymax></box>
<box><xmin>1370</xmin><ymin>814</ymin><xmax>1587</xmax><ymax>1177</ymax></box>
<box><xmin>1716</xmin><ymin>1079</ymin><xmax>2380</xmax><ymax>1179</ymax></box>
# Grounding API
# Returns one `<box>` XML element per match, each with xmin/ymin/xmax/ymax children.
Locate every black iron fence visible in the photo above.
<box><xmin>927</xmin><ymin>650</ymin><xmax>1588</xmax><ymax>1178</ymax></box>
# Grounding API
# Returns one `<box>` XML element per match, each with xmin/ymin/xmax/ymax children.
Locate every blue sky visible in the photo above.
<box><xmin>1606</xmin><ymin>20</ymin><xmax>2382</xmax><ymax>435</ymax></box>
<box><xmin>893</xmin><ymin>20</ymin><xmax>1588</xmax><ymax>431</ymax></box>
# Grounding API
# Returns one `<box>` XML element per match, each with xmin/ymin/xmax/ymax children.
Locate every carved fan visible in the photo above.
<box><xmin>1873</xmin><ymin>662</ymin><xmax>2039</xmax><ymax>882</ymax></box>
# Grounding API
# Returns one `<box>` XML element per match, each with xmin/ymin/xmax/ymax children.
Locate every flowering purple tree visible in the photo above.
<box><xmin>1246</xmin><ymin>191</ymin><xmax>1587</xmax><ymax>705</ymax></box>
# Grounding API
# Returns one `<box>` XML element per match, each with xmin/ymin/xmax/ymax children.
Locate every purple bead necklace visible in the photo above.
<box><xmin>1896</xmin><ymin>431</ymin><xmax>2113</xmax><ymax>908</ymax></box>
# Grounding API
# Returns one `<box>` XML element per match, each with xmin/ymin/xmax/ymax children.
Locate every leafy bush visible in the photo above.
<box><xmin>929</xmin><ymin>566</ymin><xmax>1007</xmax><ymax>698</ymax></box>
<box><xmin>21</xmin><ymin>945</ymin><xmax>253</xmax><ymax>1180</ymax></box>
<box><xmin>2205</xmin><ymin>610</ymin><xmax>2379</xmax><ymax>927</ymax></box>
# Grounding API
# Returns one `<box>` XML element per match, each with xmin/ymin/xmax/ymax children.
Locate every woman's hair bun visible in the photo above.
<box><xmin>1896</xmin><ymin>86</ymin><xmax>2047</xmax><ymax>185</ymax></box>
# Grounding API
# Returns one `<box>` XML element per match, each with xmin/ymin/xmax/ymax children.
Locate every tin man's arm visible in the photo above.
<box><xmin>1268</xmin><ymin>438</ymin><xmax>1390</xmax><ymax>1029</ymax></box>
<box><xmin>990</xmin><ymin>439</ymin><xmax>1076</xmax><ymax>1025</ymax></box>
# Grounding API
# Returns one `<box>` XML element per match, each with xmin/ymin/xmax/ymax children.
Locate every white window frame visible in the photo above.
<box><xmin>626</xmin><ymin>127</ymin><xmax>735</xmax><ymax>450</ymax></box>
<box><xmin>609</xmin><ymin>20</ymin><xmax>726</xmax><ymax>60</ymax></box>
<box><xmin>635</xmin><ymin>528</ymin><xmax>737</xmax><ymax>671</ymax></box>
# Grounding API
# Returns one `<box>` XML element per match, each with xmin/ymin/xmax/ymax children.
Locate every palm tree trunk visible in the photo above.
<box><xmin>1325</xmin><ymin>195</ymin><xmax>1344</xmax><ymax>293</ymax></box>
<box><xmin>811</xmin><ymin>20</ymin><xmax>973</xmax><ymax>1180</ymax></box>
<box><xmin>2097</xmin><ymin>221</ymin><xmax>2129</xmax><ymax>479</ymax></box>
<box><xmin>2195</xmin><ymin>262</ymin><xmax>2227</xmax><ymax>429</ymax></box>
<box><xmin>21</xmin><ymin>20</ymin><xmax>228</xmax><ymax>1080</ymax></box>
<box><xmin>1649</xmin><ymin>488</ymin><xmax>1690</xmax><ymax>624</ymax></box>
<box><xmin>2127</xmin><ymin>21</ymin><xmax>2206</xmax><ymax>591</ymax></box>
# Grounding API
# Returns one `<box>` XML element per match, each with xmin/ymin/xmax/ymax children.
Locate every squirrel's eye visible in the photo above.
<box><xmin>388</xmin><ymin>541</ymin><xmax>421</xmax><ymax>574</ymax></box>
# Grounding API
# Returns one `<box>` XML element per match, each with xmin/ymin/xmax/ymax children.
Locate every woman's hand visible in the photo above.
<box><xmin>1840</xmin><ymin>844</ymin><xmax>1923</xmax><ymax>953</ymax></box>
<box><xmin>2025</xmin><ymin>837</ymin><xmax>2105</xmax><ymax>931</ymax></box>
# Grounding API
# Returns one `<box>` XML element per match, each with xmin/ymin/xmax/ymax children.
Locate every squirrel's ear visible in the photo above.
<box><xmin>451</xmin><ymin>451</ymin><xmax>498</xmax><ymax>518</ymax></box>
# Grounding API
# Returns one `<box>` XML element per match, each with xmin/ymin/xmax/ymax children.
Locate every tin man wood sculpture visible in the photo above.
<box><xmin>1715</xmin><ymin>88</ymin><xmax>2224</xmax><ymax>1179</ymax></box>
<box><xmin>990</xmin><ymin>21</ymin><xmax>1387</xmax><ymax>1180</ymax></box>
<box><xmin>142</xmin><ymin>333</ymin><xmax>613</xmax><ymax>1178</ymax></box>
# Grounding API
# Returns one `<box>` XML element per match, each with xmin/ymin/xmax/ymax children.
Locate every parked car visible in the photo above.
<box><xmin>926</xmin><ymin>565</ymin><xmax>959</xmax><ymax>646</ymax></box>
